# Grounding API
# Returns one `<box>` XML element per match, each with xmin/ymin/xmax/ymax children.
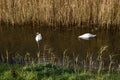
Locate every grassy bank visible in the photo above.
<box><xmin>0</xmin><ymin>0</ymin><xmax>120</xmax><ymax>29</ymax></box>
<box><xmin>0</xmin><ymin>46</ymin><xmax>120</xmax><ymax>80</ymax></box>
<box><xmin>0</xmin><ymin>63</ymin><xmax>120</xmax><ymax>80</ymax></box>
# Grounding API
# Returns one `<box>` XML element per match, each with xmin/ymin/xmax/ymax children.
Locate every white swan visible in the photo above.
<box><xmin>78</xmin><ymin>33</ymin><xmax>96</xmax><ymax>40</ymax></box>
<box><xmin>35</xmin><ymin>32</ymin><xmax>42</xmax><ymax>48</ymax></box>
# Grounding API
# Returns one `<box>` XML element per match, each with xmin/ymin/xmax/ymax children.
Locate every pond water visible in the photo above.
<box><xmin>0</xmin><ymin>25</ymin><xmax>120</xmax><ymax>65</ymax></box>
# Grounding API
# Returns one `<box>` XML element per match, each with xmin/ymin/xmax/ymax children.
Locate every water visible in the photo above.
<box><xmin>0</xmin><ymin>26</ymin><xmax>120</xmax><ymax>64</ymax></box>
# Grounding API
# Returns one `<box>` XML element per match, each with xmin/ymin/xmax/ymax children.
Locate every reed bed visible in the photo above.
<box><xmin>0</xmin><ymin>0</ymin><xmax>120</xmax><ymax>29</ymax></box>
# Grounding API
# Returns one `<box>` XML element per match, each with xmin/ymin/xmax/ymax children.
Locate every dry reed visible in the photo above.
<box><xmin>0</xmin><ymin>0</ymin><xmax>120</xmax><ymax>29</ymax></box>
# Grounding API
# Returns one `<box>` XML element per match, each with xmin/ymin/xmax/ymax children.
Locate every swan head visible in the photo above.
<box><xmin>36</xmin><ymin>32</ymin><xmax>40</xmax><ymax>35</ymax></box>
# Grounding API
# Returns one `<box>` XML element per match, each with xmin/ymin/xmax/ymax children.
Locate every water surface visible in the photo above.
<box><xmin>0</xmin><ymin>26</ymin><xmax>120</xmax><ymax>64</ymax></box>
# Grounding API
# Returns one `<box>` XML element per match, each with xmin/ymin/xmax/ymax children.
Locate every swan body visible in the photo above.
<box><xmin>78</xmin><ymin>33</ymin><xmax>96</xmax><ymax>40</ymax></box>
<box><xmin>35</xmin><ymin>32</ymin><xmax>42</xmax><ymax>49</ymax></box>
<box><xmin>35</xmin><ymin>32</ymin><xmax>42</xmax><ymax>42</ymax></box>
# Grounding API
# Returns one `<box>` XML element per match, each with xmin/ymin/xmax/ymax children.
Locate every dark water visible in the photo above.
<box><xmin>0</xmin><ymin>26</ymin><xmax>120</xmax><ymax>64</ymax></box>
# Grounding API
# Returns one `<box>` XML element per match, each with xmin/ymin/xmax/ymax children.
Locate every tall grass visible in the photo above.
<box><xmin>0</xmin><ymin>46</ymin><xmax>120</xmax><ymax>80</ymax></box>
<box><xmin>0</xmin><ymin>0</ymin><xmax>120</xmax><ymax>29</ymax></box>
<box><xmin>1</xmin><ymin>45</ymin><xmax>119</xmax><ymax>70</ymax></box>
<box><xmin>0</xmin><ymin>45</ymin><xmax>120</xmax><ymax>80</ymax></box>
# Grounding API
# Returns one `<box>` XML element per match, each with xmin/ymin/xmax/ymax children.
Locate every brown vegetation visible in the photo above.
<box><xmin>0</xmin><ymin>0</ymin><xmax>120</xmax><ymax>29</ymax></box>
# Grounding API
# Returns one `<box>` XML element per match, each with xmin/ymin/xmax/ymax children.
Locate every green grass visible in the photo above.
<box><xmin>0</xmin><ymin>46</ymin><xmax>120</xmax><ymax>80</ymax></box>
<box><xmin>0</xmin><ymin>63</ymin><xmax>119</xmax><ymax>80</ymax></box>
